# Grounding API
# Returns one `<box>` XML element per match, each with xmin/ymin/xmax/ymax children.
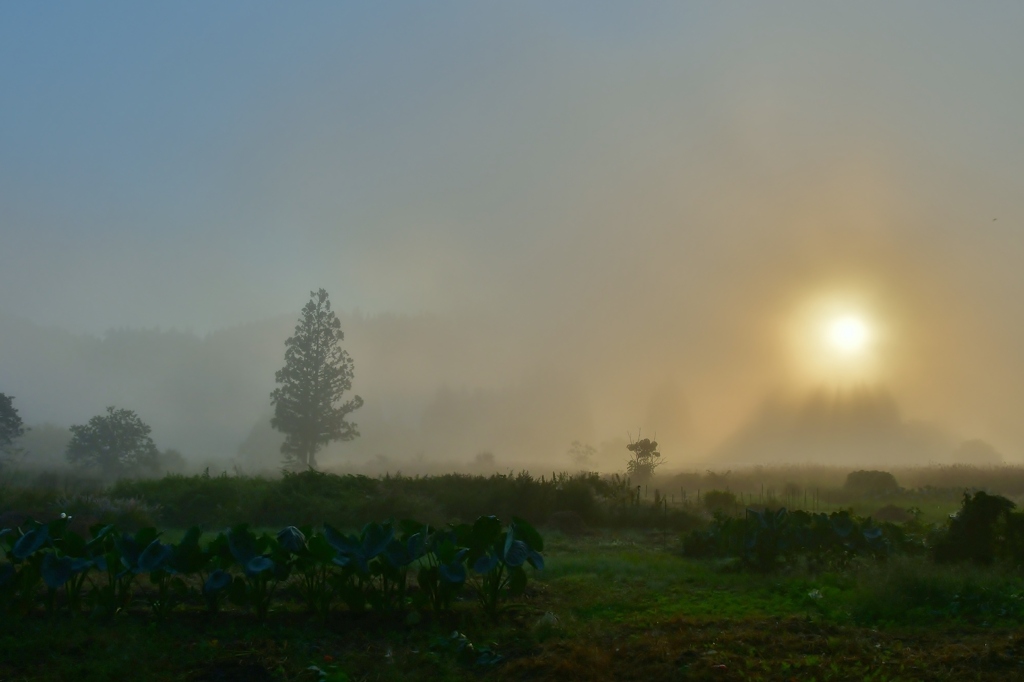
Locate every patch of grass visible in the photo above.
<box><xmin>838</xmin><ymin>555</ymin><xmax>1024</xmax><ymax>626</ymax></box>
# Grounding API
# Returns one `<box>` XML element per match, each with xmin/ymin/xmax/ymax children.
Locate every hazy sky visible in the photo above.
<box><xmin>3</xmin><ymin>4</ymin><xmax>1024</xmax><ymax>463</ymax></box>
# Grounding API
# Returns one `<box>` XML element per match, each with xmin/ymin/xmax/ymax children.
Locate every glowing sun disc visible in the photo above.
<box><xmin>827</xmin><ymin>315</ymin><xmax>870</xmax><ymax>354</ymax></box>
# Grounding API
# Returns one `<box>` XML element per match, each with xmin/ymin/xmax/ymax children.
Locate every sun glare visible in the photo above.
<box><xmin>826</xmin><ymin>315</ymin><xmax>870</xmax><ymax>355</ymax></box>
<box><xmin>787</xmin><ymin>293</ymin><xmax>884</xmax><ymax>385</ymax></box>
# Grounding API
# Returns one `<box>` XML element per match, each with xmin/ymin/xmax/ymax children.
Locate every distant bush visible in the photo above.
<box><xmin>843</xmin><ymin>470</ymin><xmax>899</xmax><ymax>495</ymax></box>
<box><xmin>703</xmin><ymin>490</ymin><xmax>738</xmax><ymax>514</ymax></box>
<box><xmin>104</xmin><ymin>470</ymin><xmax>667</xmax><ymax>530</ymax></box>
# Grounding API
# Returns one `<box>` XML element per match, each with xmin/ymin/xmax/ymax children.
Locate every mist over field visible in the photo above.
<box><xmin>3</xmin><ymin>4</ymin><xmax>1024</xmax><ymax>474</ymax></box>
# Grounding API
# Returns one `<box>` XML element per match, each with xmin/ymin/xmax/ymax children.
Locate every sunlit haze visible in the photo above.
<box><xmin>2</xmin><ymin>3</ymin><xmax>1023</xmax><ymax>472</ymax></box>
<box><xmin>827</xmin><ymin>316</ymin><xmax>870</xmax><ymax>356</ymax></box>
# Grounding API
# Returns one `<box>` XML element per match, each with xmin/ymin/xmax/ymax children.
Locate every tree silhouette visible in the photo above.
<box><xmin>625</xmin><ymin>433</ymin><xmax>663</xmax><ymax>482</ymax></box>
<box><xmin>271</xmin><ymin>289</ymin><xmax>363</xmax><ymax>469</ymax></box>
<box><xmin>65</xmin><ymin>406</ymin><xmax>159</xmax><ymax>477</ymax></box>
<box><xmin>0</xmin><ymin>392</ymin><xmax>26</xmax><ymax>466</ymax></box>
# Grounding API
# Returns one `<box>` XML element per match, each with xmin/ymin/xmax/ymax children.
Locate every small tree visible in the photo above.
<box><xmin>0</xmin><ymin>392</ymin><xmax>26</xmax><ymax>467</ymax></box>
<box><xmin>625</xmin><ymin>433</ymin><xmax>663</xmax><ymax>482</ymax></box>
<box><xmin>271</xmin><ymin>288</ymin><xmax>363</xmax><ymax>469</ymax></box>
<box><xmin>66</xmin><ymin>406</ymin><xmax>160</xmax><ymax>477</ymax></box>
<box><xmin>567</xmin><ymin>440</ymin><xmax>596</xmax><ymax>467</ymax></box>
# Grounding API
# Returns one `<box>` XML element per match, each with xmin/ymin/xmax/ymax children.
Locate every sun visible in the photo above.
<box><xmin>825</xmin><ymin>314</ymin><xmax>871</xmax><ymax>355</ymax></box>
<box><xmin>787</xmin><ymin>292</ymin><xmax>885</xmax><ymax>385</ymax></box>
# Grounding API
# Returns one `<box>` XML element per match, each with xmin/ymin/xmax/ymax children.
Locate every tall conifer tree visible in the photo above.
<box><xmin>271</xmin><ymin>289</ymin><xmax>363</xmax><ymax>468</ymax></box>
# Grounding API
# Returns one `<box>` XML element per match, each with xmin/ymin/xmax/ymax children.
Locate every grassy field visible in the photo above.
<box><xmin>4</xmin><ymin>528</ymin><xmax>1024</xmax><ymax>681</ymax></box>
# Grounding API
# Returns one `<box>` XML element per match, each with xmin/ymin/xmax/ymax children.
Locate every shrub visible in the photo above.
<box><xmin>933</xmin><ymin>491</ymin><xmax>1016</xmax><ymax>565</ymax></box>
<box><xmin>843</xmin><ymin>470</ymin><xmax>899</xmax><ymax>495</ymax></box>
<box><xmin>703</xmin><ymin>490</ymin><xmax>738</xmax><ymax>514</ymax></box>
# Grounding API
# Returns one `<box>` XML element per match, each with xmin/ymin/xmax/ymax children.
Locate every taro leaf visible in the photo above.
<box><xmin>13</xmin><ymin>526</ymin><xmax>49</xmax><ymax>560</ymax></box>
<box><xmin>451</xmin><ymin>523</ymin><xmax>474</xmax><ymax>548</ymax></box>
<box><xmin>511</xmin><ymin>517</ymin><xmax>544</xmax><ymax>552</ymax></box>
<box><xmin>504</xmin><ymin>539</ymin><xmax>528</xmax><ymax>568</ymax></box>
<box><xmin>61</xmin><ymin>529</ymin><xmax>88</xmax><ymax>558</ymax></box>
<box><xmin>400</xmin><ymin>518</ymin><xmax>429</xmax><ymax>537</ymax></box>
<box><xmin>134</xmin><ymin>527</ymin><xmax>161</xmax><ymax>550</ymax></box>
<box><xmin>204</xmin><ymin>569</ymin><xmax>232</xmax><ymax>594</ymax></box>
<box><xmin>227</xmin><ymin>526</ymin><xmax>257</xmax><ymax>564</ymax></box>
<box><xmin>502</xmin><ymin>528</ymin><xmax>514</xmax><ymax>562</ymax></box>
<box><xmin>244</xmin><ymin>556</ymin><xmax>274</xmax><ymax>577</ymax></box>
<box><xmin>41</xmin><ymin>553</ymin><xmax>74</xmax><ymax>589</ymax></box>
<box><xmin>473</xmin><ymin>553</ymin><xmax>500</xmax><ymax>575</ymax></box>
<box><xmin>306</xmin><ymin>533</ymin><xmax>335</xmax><ymax>562</ymax></box>
<box><xmin>171</xmin><ymin>527</ymin><xmax>208</xmax><ymax>574</ymax></box>
<box><xmin>470</xmin><ymin>516</ymin><xmax>502</xmax><ymax>553</ymax></box>
<box><xmin>405</xmin><ymin>532</ymin><xmax>427</xmax><ymax>561</ymax></box>
<box><xmin>384</xmin><ymin>539</ymin><xmax>411</xmax><ymax>568</ymax></box>
<box><xmin>276</xmin><ymin>526</ymin><xmax>307</xmax><ymax>554</ymax></box>
<box><xmin>87</xmin><ymin>524</ymin><xmax>116</xmax><ymax>551</ymax></box>
<box><xmin>0</xmin><ymin>528</ymin><xmax>12</xmax><ymax>542</ymax></box>
<box><xmin>117</xmin><ymin>530</ymin><xmax>158</xmax><ymax>569</ymax></box>
<box><xmin>323</xmin><ymin>524</ymin><xmax>360</xmax><ymax>554</ymax></box>
<box><xmin>69</xmin><ymin>557</ymin><xmax>93</xmax><ymax>573</ymax></box>
<box><xmin>137</xmin><ymin>540</ymin><xmax>174</xmax><ymax>573</ymax></box>
<box><xmin>360</xmin><ymin>522</ymin><xmax>393</xmax><ymax>559</ymax></box>
<box><xmin>331</xmin><ymin>554</ymin><xmax>352</xmax><ymax>568</ymax></box>
<box><xmin>526</xmin><ymin>550</ymin><xmax>545</xmax><ymax>571</ymax></box>
<box><xmin>439</xmin><ymin>560</ymin><xmax>466</xmax><ymax>584</ymax></box>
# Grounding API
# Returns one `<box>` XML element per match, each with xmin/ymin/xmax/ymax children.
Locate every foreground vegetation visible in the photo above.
<box><xmin>4</xmin><ymin>469</ymin><xmax>1024</xmax><ymax>679</ymax></box>
<box><xmin>3</xmin><ymin>529</ymin><xmax>1024</xmax><ymax>680</ymax></box>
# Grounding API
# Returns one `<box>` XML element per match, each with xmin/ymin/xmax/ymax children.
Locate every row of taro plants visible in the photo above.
<box><xmin>682</xmin><ymin>507</ymin><xmax>919</xmax><ymax>572</ymax></box>
<box><xmin>0</xmin><ymin>514</ymin><xmax>543</xmax><ymax>621</ymax></box>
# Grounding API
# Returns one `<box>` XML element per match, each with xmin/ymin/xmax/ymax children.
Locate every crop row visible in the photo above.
<box><xmin>0</xmin><ymin>514</ymin><xmax>544</xmax><ymax>621</ymax></box>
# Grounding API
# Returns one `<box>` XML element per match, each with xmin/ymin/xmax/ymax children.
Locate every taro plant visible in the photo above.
<box><xmin>463</xmin><ymin>515</ymin><xmax>544</xmax><ymax>617</ymax></box>
<box><xmin>278</xmin><ymin>525</ymin><xmax>336</xmax><ymax>620</ymax></box>
<box><xmin>324</xmin><ymin>521</ymin><xmax>395</xmax><ymax>612</ymax></box>
<box><xmin>222</xmin><ymin>524</ymin><xmax>290</xmax><ymax>622</ymax></box>
<box><xmin>133</xmin><ymin>527</ymin><xmax>206</xmax><ymax>619</ymax></box>
<box><xmin>88</xmin><ymin>526</ymin><xmax>159</xmax><ymax>617</ymax></box>
<box><xmin>1</xmin><ymin>521</ymin><xmax>48</xmax><ymax>615</ymax></box>
<box><xmin>38</xmin><ymin>518</ymin><xmax>105</xmax><ymax>616</ymax></box>
<box><xmin>739</xmin><ymin>507</ymin><xmax>790</xmax><ymax>572</ymax></box>
<box><xmin>201</xmin><ymin>532</ymin><xmax>234</xmax><ymax>613</ymax></box>
<box><xmin>413</xmin><ymin>526</ymin><xmax>467</xmax><ymax>612</ymax></box>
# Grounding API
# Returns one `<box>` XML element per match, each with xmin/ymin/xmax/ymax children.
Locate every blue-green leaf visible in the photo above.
<box><xmin>276</xmin><ymin>526</ymin><xmax>307</xmax><ymax>554</ymax></box>
<box><xmin>137</xmin><ymin>540</ymin><xmax>174</xmax><ymax>573</ymax></box>
<box><xmin>439</xmin><ymin>560</ymin><xmax>466</xmax><ymax>583</ymax></box>
<box><xmin>13</xmin><ymin>526</ymin><xmax>49</xmax><ymax>559</ymax></box>
<box><xmin>244</xmin><ymin>556</ymin><xmax>274</xmax><ymax>576</ymax></box>
<box><xmin>204</xmin><ymin>569</ymin><xmax>232</xmax><ymax>593</ymax></box>
<box><xmin>227</xmin><ymin>526</ymin><xmax>257</xmax><ymax>564</ymax></box>
<box><xmin>504</xmin><ymin>539</ymin><xmax>528</xmax><ymax>567</ymax></box>
<box><xmin>41</xmin><ymin>553</ymin><xmax>73</xmax><ymax>589</ymax></box>
<box><xmin>473</xmin><ymin>553</ymin><xmax>500</xmax><ymax>574</ymax></box>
